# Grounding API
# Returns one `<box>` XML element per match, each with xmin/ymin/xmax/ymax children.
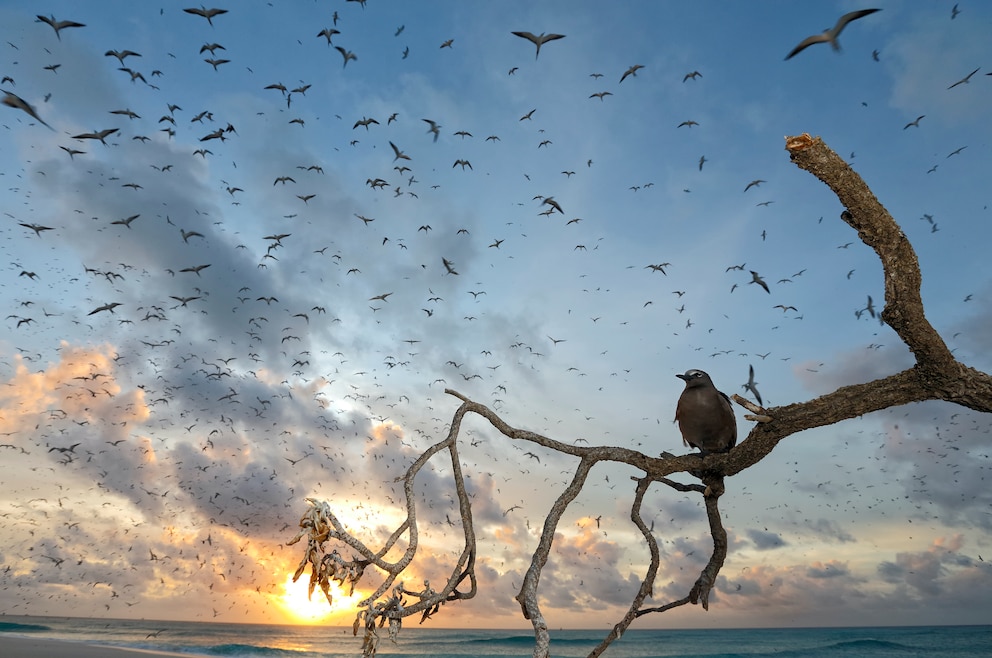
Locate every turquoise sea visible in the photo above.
<box><xmin>1</xmin><ymin>616</ymin><xmax>989</xmax><ymax>657</ymax></box>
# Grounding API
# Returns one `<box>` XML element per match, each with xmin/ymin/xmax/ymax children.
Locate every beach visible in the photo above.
<box><xmin>3</xmin><ymin>635</ymin><xmax>196</xmax><ymax>658</ymax></box>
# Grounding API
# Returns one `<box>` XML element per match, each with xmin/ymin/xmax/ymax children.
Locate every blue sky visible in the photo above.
<box><xmin>1</xmin><ymin>0</ymin><xmax>990</xmax><ymax>630</ymax></box>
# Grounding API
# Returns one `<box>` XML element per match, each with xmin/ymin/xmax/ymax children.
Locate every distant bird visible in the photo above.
<box><xmin>511</xmin><ymin>31</ymin><xmax>566</xmax><ymax>59</ymax></box>
<box><xmin>73</xmin><ymin>128</ymin><xmax>120</xmax><ymax>144</ymax></box>
<box><xmin>88</xmin><ymin>302</ymin><xmax>122</xmax><ymax>315</ymax></box>
<box><xmin>744</xmin><ymin>179</ymin><xmax>765</xmax><ymax>192</ymax></box>
<box><xmin>180</xmin><ymin>264</ymin><xmax>211</xmax><ymax>276</ymax></box>
<box><xmin>749</xmin><ymin>271</ymin><xmax>770</xmax><ymax>293</ymax></box>
<box><xmin>589</xmin><ymin>91</ymin><xmax>612</xmax><ymax>101</ymax></box>
<box><xmin>683</xmin><ymin>71</ymin><xmax>702</xmax><ymax>82</ymax></box>
<box><xmin>903</xmin><ymin>115</ymin><xmax>925</xmax><ymax>129</ymax></box>
<box><xmin>105</xmin><ymin>49</ymin><xmax>141</xmax><ymax>65</ymax></box>
<box><xmin>389</xmin><ymin>141</ymin><xmax>410</xmax><ymax>162</ymax></box>
<box><xmin>335</xmin><ymin>46</ymin><xmax>357</xmax><ymax>68</ymax></box>
<box><xmin>742</xmin><ymin>365</ymin><xmax>763</xmax><ymax>407</ymax></box>
<box><xmin>675</xmin><ymin>370</ymin><xmax>737</xmax><ymax>454</ymax></box>
<box><xmin>620</xmin><ymin>64</ymin><xmax>644</xmax><ymax>82</ymax></box>
<box><xmin>317</xmin><ymin>28</ymin><xmax>340</xmax><ymax>45</ymax></box>
<box><xmin>353</xmin><ymin>116</ymin><xmax>379</xmax><ymax>130</ymax></box>
<box><xmin>947</xmin><ymin>67</ymin><xmax>980</xmax><ymax>89</ymax></box>
<box><xmin>35</xmin><ymin>14</ymin><xmax>85</xmax><ymax>40</ymax></box>
<box><xmin>19</xmin><ymin>223</ymin><xmax>54</xmax><ymax>237</ymax></box>
<box><xmin>204</xmin><ymin>57</ymin><xmax>229</xmax><ymax>71</ymax></box>
<box><xmin>442</xmin><ymin>257</ymin><xmax>459</xmax><ymax>275</ymax></box>
<box><xmin>698</xmin><ymin>155</ymin><xmax>707</xmax><ymax>171</ymax></box>
<box><xmin>2</xmin><ymin>91</ymin><xmax>53</xmax><ymax>129</ymax></box>
<box><xmin>423</xmin><ymin>119</ymin><xmax>441</xmax><ymax>142</ymax></box>
<box><xmin>183</xmin><ymin>7</ymin><xmax>228</xmax><ymax>26</ymax></box>
<box><xmin>784</xmin><ymin>9</ymin><xmax>881</xmax><ymax>60</ymax></box>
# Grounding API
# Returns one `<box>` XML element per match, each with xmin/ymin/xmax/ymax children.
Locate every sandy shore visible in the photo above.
<box><xmin>2</xmin><ymin>635</ymin><xmax>198</xmax><ymax>657</ymax></box>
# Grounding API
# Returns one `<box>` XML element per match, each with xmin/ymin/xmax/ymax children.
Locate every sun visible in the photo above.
<box><xmin>276</xmin><ymin>573</ymin><xmax>361</xmax><ymax>624</ymax></box>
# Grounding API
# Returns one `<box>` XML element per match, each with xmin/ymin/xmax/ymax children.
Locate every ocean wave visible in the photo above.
<box><xmin>0</xmin><ymin>621</ymin><xmax>53</xmax><ymax>632</ymax></box>
<box><xmin>819</xmin><ymin>638</ymin><xmax>917</xmax><ymax>652</ymax></box>
<box><xmin>191</xmin><ymin>643</ymin><xmax>316</xmax><ymax>656</ymax></box>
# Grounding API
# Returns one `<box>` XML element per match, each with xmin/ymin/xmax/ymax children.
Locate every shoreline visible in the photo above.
<box><xmin>1</xmin><ymin>635</ymin><xmax>198</xmax><ymax>658</ymax></box>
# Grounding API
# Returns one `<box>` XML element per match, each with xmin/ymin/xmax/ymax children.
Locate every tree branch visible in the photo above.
<box><xmin>287</xmin><ymin>134</ymin><xmax>992</xmax><ymax>658</ymax></box>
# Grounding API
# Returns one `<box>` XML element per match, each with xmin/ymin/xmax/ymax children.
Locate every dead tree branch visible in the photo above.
<box><xmin>288</xmin><ymin>135</ymin><xmax>992</xmax><ymax>658</ymax></box>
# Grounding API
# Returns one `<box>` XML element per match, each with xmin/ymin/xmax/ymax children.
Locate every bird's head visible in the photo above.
<box><xmin>677</xmin><ymin>369</ymin><xmax>711</xmax><ymax>386</ymax></box>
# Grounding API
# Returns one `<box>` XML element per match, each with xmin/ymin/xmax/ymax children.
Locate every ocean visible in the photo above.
<box><xmin>0</xmin><ymin>616</ymin><xmax>989</xmax><ymax>657</ymax></box>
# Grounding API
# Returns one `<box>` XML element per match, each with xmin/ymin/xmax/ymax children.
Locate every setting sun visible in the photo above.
<box><xmin>276</xmin><ymin>573</ymin><xmax>362</xmax><ymax>624</ymax></box>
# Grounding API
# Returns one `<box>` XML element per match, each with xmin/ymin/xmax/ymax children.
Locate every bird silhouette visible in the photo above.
<box><xmin>785</xmin><ymin>9</ymin><xmax>881</xmax><ymax>60</ymax></box>
<box><xmin>2</xmin><ymin>91</ymin><xmax>54</xmax><ymax>129</ymax></box>
<box><xmin>511</xmin><ymin>31</ymin><xmax>566</xmax><ymax>59</ymax></box>
<box><xmin>36</xmin><ymin>14</ymin><xmax>85</xmax><ymax>40</ymax></box>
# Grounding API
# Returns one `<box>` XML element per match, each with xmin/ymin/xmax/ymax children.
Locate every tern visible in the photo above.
<box><xmin>2</xmin><ymin>91</ymin><xmax>53</xmax><ymax>129</ymax></box>
<box><xmin>183</xmin><ymin>7</ymin><xmax>228</xmax><ymax>26</ymax></box>
<box><xmin>511</xmin><ymin>31</ymin><xmax>566</xmax><ymax>60</ymax></box>
<box><xmin>785</xmin><ymin>9</ymin><xmax>881</xmax><ymax>60</ymax></box>
<box><xmin>36</xmin><ymin>14</ymin><xmax>85</xmax><ymax>40</ymax></box>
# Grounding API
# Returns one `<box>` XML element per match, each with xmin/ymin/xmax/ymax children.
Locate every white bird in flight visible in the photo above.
<box><xmin>511</xmin><ymin>31</ymin><xmax>566</xmax><ymax>60</ymax></box>
<box><xmin>784</xmin><ymin>9</ymin><xmax>881</xmax><ymax>60</ymax></box>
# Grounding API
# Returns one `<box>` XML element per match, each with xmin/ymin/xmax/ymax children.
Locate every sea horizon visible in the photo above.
<box><xmin>2</xmin><ymin>614</ymin><xmax>990</xmax><ymax>657</ymax></box>
<box><xmin>7</xmin><ymin>610</ymin><xmax>992</xmax><ymax>631</ymax></box>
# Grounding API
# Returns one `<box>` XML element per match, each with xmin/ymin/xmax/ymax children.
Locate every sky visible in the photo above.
<box><xmin>1</xmin><ymin>0</ymin><xmax>991</xmax><ymax>632</ymax></box>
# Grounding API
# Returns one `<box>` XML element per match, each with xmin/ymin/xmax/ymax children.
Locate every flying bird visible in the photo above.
<box><xmin>183</xmin><ymin>7</ymin><xmax>228</xmax><ymax>26</ymax></box>
<box><xmin>423</xmin><ymin>119</ymin><xmax>441</xmax><ymax>142</ymax></box>
<box><xmin>903</xmin><ymin>115</ymin><xmax>925</xmax><ymax>129</ymax></box>
<box><xmin>784</xmin><ymin>9</ymin><xmax>882</xmax><ymax>60</ymax></box>
<box><xmin>2</xmin><ymin>91</ymin><xmax>53</xmax><ymax>129</ymax></box>
<box><xmin>20</xmin><ymin>223</ymin><xmax>54</xmax><ymax>236</ymax></box>
<box><xmin>335</xmin><ymin>46</ymin><xmax>357</xmax><ymax>68</ymax></box>
<box><xmin>88</xmin><ymin>302</ymin><xmax>123</xmax><ymax>315</ymax></box>
<box><xmin>511</xmin><ymin>31</ymin><xmax>566</xmax><ymax>59</ymax></box>
<box><xmin>35</xmin><ymin>14</ymin><xmax>85</xmax><ymax>40</ymax></box>
<box><xmin>947</xmin><ymin>67</ymin><xmax>980</xmax><ymax>89</ymax></box>
<box><xmin>72</xmin><ymin>128</ymin><xmax>119</xmax><ymax>144</ymax></box>
<box><xmin>317</xmin><ymin>28</ymin><xmax>340</xmax><ymax>45</ymax></box>
<box><xmin>620</xmin><ymin>64</ymin><xmax>644</xmax><ymax>82</ymax></box>
<box><xmin>742</xmin><ymin>365</ymin><xmax>763</xmax><ymax>407</ymax></box>
<box><xmin>675</xmin><ymin>370</ymin><xmax>737</xmax><ymax>454</ymax></box>
<box><xmin>749</xmin><ymin>271</ymin><xmax>770</xmax><ymax>293</ymax></box>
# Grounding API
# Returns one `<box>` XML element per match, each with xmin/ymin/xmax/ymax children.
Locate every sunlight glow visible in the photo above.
<box><xmin>276</xmin><ymin>573</ymin><xmax>362</xmax><ymax>624</ymax></box>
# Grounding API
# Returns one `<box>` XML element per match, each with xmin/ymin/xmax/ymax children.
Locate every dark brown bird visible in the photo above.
<box><xmin>675</xmin><ymin>369</ymin><xmax>737</xmax><ymax>454</ymax></box>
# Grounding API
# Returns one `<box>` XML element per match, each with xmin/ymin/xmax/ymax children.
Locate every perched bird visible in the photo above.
<box><xmin>784</xmin><ymin>8</ymin><xmax>881</xmax><ymax>60</ymax></box>
<box><xmin>675</xmin><ymin>370</ymin><xmax>737</xmax><ymax>454</ymax></box>
<box><xmin>511</xmin><ymin>31</ymin><xmax>566</xmax><ymax>60</ymax></box>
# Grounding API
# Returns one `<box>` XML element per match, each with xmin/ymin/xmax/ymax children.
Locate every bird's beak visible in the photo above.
<box><xmin>676</xmin><ymin>373</ymin><xmax>688</xmax><ymax>381</ymax></box>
